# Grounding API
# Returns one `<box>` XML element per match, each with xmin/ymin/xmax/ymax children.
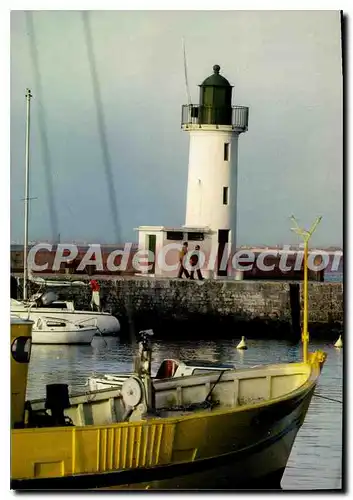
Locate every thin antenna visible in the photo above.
<box><xmin>182</xmin><ymin>37</ymin><xmax>191</xmax><ymax>105</ymax></box>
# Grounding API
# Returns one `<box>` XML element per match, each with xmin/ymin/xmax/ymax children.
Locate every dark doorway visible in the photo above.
<box><xmin>11</xmin><ymin>275</ymin><xmax>18</xmax><ymax>299</ymax></box>
<box><xmin>217</xmin><ymin>229</ymin><xmax>229</xmax><ymax>276</ymax></box>
<box><xmin>147</xmin><ymin>234</ymin><xmax>156</xmax><ymax>274</ymax></box>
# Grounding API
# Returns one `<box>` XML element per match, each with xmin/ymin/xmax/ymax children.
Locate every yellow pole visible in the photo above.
<box><xmin>302</xmin><ymin>240</ymin><xmax>309</xmax><ymax>363</ymax></box>
<box><xmin>290</xmin><ymin>215</ymin><xmax>322</xmax><ymax>363</ymax></box>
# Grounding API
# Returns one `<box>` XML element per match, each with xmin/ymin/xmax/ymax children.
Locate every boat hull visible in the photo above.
<box><xmin>100</xmin><ymin>422</ymin><xmax>300</xmax><ymax>490</ymax></box>
<box><xmin>11</xmin><ymin>381</ymin><xmax>315</xmax><ymax>490</ymax></box>
<box><xmin>11</xmin><ymin>307</ymin><xmax>120</xmax><ymax>336</ymax></box>
<box><xmin>31</xmin><ymin>328</ymin><xmax>96</xmax><ymax>345</ymax></box>
<box><xmin>11</xmin><ymin>317</ymin><xmax>33</xmax><ymax>428</ymax></box>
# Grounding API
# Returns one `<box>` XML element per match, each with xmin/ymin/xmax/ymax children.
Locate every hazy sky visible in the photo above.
<box><xmin>10</xmin><ymin>10</ymin><xmax>343</xmax><ymax>246</ymax></box>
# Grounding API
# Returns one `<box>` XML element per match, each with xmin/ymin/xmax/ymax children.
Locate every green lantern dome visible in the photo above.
<box><xmin>200</xmin><ymin>64</ymin><xmax>232</xmax><ymax>87</ymax></box>
<box><xmin>198</xmin><ymin>65</ymin><xmax>233</xmax><ymax>125</ymax></box>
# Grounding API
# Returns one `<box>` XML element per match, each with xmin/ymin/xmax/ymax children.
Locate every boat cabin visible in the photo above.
<box><xmin>156</xmin><ymin>359</ymin><xmax>235</xmax><ymax>379</ymax></box>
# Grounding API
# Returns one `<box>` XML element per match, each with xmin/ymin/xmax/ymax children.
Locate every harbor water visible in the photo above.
<box><xmin>26</xmin><ymin>335</ymin><xmax>343</xmax><ymax>490</ymax></box>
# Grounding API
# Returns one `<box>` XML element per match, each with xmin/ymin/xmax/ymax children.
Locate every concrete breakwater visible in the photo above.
<box><xmin>28</xmin><ymin>278</ymin><xmax>343</xmax><ymax>340</ymax></box>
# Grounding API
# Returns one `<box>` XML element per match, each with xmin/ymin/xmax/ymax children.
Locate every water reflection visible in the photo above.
<box><xmin>234</xmin><ymin>348</ymin><xmax>245</xmax><ymax>364</ymax></box>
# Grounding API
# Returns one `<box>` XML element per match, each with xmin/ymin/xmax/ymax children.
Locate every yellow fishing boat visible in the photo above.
<box><xmin>10</xmin><ymin>218</ymin><xmax>326</xmax><ymax>490</ymax></box>
<box><xmin>10</xmin><ymin>316</ymin><xmax>34</xmax><ymax>429</ymax></box>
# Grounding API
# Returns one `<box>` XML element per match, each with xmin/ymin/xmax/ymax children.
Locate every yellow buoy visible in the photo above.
<box><xmin>334</xmin><ymin>334</ymin><xmax>343</xmax><ymax>348</ymax></box>
<box><xmin>236</xmin><ymin>336</ymin><xmax>248</xmax><ymax>350</ymax></box>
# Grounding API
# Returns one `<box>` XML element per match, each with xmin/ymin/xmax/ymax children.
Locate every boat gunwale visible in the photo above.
<box><xmin>11</xmin><ymin>304</ymin><xmax>115</xmax><ymax>318</ymax></box>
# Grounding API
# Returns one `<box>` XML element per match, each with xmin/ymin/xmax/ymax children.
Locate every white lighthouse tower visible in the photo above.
<box><xmin>136</xmin><ymin>64</ymin><xmax>248</xmax><ymax>278</ymax></box>
<box><xmin>181</xmin><ymin>64</ymin><xmax>249</xmax><ymax>276</ymax></box>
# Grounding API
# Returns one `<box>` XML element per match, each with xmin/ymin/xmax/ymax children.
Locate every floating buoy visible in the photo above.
<box><xmin>334</xmin><ymin>335</ymin><xmax>343</xmax><ymax>348</ymax></box>
<box><xmin>236</xmin><ymin>336</ymin><xmax>248</xmax><ymax>350</ymax></box>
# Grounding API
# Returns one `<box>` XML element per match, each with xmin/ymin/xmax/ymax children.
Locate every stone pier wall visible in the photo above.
<box><xmin>28</xmin><ymin>278</ymin><xmax>343</xmax><ymax>340</ymax></box>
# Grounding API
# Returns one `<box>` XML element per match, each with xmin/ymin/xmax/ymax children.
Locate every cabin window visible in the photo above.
<box><xmin>192</xmin><ymin>368</ymin><xmax>218</xmax><ymax>375</ymax></box>
<box><xmin>45</xmin><ymin>302</ymin><xmax>67</xmax><ymax>309</ymax></box>
<box><xmin>166</xmin><ymin>231</ymin><xmax>184</xmax><ymax>241</ymax></box>
<box><xmin>223</xmin><ymin>187</ymin><xmax>229</xmax><ymax>205</ymax></box>
<box><xmin>224</xmin><ymin>143</ymin><xmax>230</xmax><ymax>161</ymax></box>
<box><xmin>11</xmin><ymin>336</ymin><xmax>32</xmax><ymax>363</ymax></box>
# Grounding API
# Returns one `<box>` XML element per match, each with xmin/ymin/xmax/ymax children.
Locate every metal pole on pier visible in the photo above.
<box><xmin>23</xmin><ymin>88</ymin><xmax>32</xmax><ymax>300</ymax></box>
<box><xmin>291</xmin><ymin>215</ymin><xmax>322</xmax><ymax>363</ymax></box>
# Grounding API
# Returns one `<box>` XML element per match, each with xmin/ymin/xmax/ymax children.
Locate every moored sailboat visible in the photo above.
<box><xmin>11</xmin><ymin>290</ymin><xmax>120</xmax><ymax>338</ymax></box>
<box><xmin>10</xmin><ymin>89</ymin><xmax>120</xmax><ymax>341</ymax></box>
<box><xmin>30</xmin><ymin>315</ymin><xmax>97</xmax><ymax>345</ymax></box>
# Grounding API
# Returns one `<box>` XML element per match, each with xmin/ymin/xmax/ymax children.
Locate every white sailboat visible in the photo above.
<box><xmin>11</xmin><ymin>296</ymin><xmax>120</xmax><ymax>340</ymax></box>
<box><xmin>31</xmin><ymin>315</ymin><xmax>97</xmax><ymax>345</ymax></box>
<box><xmin>11</xmin><ymin>273</ymin><xmax>120</xmax><ymax>338</ymax></box>
<box><xmin>10</xmin><ymin>89</ymin><xmax>120</xmax><ymax>343</ymax></box>
<box><xmin>11</xmin><ymin>312</ymin><xmax>97</xmax><ymax>345</ymax></box>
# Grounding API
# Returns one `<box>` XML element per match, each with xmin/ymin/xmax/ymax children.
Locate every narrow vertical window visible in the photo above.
<box><xmin>223</xmin><ymin>187</ymin><xmax>229</xmax><ymax>205</ymax></box>
<box><xmin>224</xmin><ymin>143</ymin><xmax>230</xmax><ymax>161</ymax></box>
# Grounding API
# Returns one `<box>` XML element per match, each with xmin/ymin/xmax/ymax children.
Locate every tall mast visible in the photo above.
<box><xmin>23</xmin><ymin>88</ymin><xmax>32</xmax><ymax>300</ymax></box>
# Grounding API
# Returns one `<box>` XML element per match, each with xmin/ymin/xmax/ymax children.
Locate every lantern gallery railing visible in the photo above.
<box><xmin>181</xmin><ymin>105</ymin><xmax>249</xmax><ymax>131</ymax></box>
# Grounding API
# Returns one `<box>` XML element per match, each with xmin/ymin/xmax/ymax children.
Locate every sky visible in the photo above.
<box><xmin>10</xmin><ymin>10</ymin><xmax>343</xmax><ymax>247</ymax></box>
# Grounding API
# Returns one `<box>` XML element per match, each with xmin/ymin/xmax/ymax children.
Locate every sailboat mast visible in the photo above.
<box><xmin>23</xmin><ymin>88</ymin><xmax>32</xmax><ymax>300</ymax></box>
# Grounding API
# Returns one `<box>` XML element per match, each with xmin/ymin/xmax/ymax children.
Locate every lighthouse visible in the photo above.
<box><xmin>181</xmin><ymin>65</ymin><xmax>249</xmax><ymax>276</ymax></box>
<box><xmin>136</xmin><ymin>64</ymin><xmax>248</xmax><ymax>278</ymax></box>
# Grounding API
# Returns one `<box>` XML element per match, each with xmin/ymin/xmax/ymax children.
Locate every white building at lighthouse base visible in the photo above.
<box><xmin>135</xmin><ymin>225</ymin><xmax>216</xmax><ymax>279</ymax></box>
<box><xmin>134</xmin><ymin>225</ymin><xmax>245</xmax><ymax>279</ymax></box>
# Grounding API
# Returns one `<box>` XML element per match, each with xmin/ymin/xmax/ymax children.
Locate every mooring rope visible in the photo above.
<box><xmin>314</xmin><ymin>393</ymin><xmax>343</xmax><ymax>404</ymax></box>
<box><xmin>95</xmin><ymin>324</ymin><xmax>108</xmax><ymax>346</ymax></box>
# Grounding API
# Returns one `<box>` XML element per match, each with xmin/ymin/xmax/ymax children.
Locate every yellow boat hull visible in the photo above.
<box><xmin>11</xmin><ymin>317</ymin><xmax>33</xmax><ymax>428</ymax></box>
<box><xmin>11</xmin><ymin>370</ymin><xmax>317</xmax><ymax>490</ymax></box>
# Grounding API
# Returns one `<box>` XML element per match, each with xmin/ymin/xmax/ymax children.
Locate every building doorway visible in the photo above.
<box><xmin>217</xmin><ymin>229</ymin><xmax>229</xmax><ymax>276</ymax></box>
<box><xmin>147</xmin><ymin>234</ymin><xmax>156</xmax><ymax>274</ymax></box>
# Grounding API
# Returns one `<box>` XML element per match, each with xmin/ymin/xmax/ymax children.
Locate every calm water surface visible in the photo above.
<box><xmin>27</xmin><ymin>336</ymin><xmax>343</xmax><ymax>490</ymax></box>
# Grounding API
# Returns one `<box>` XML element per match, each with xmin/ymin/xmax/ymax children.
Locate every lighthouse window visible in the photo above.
<box><xmin>223</xmin><ymin>187</ymin><xmax>229</xmax><ymax>205</ymax></box>
<box><xmin>224</xmin><ymin>143</ymin><xmax>230</xmax><ymax>161</ymax></box>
